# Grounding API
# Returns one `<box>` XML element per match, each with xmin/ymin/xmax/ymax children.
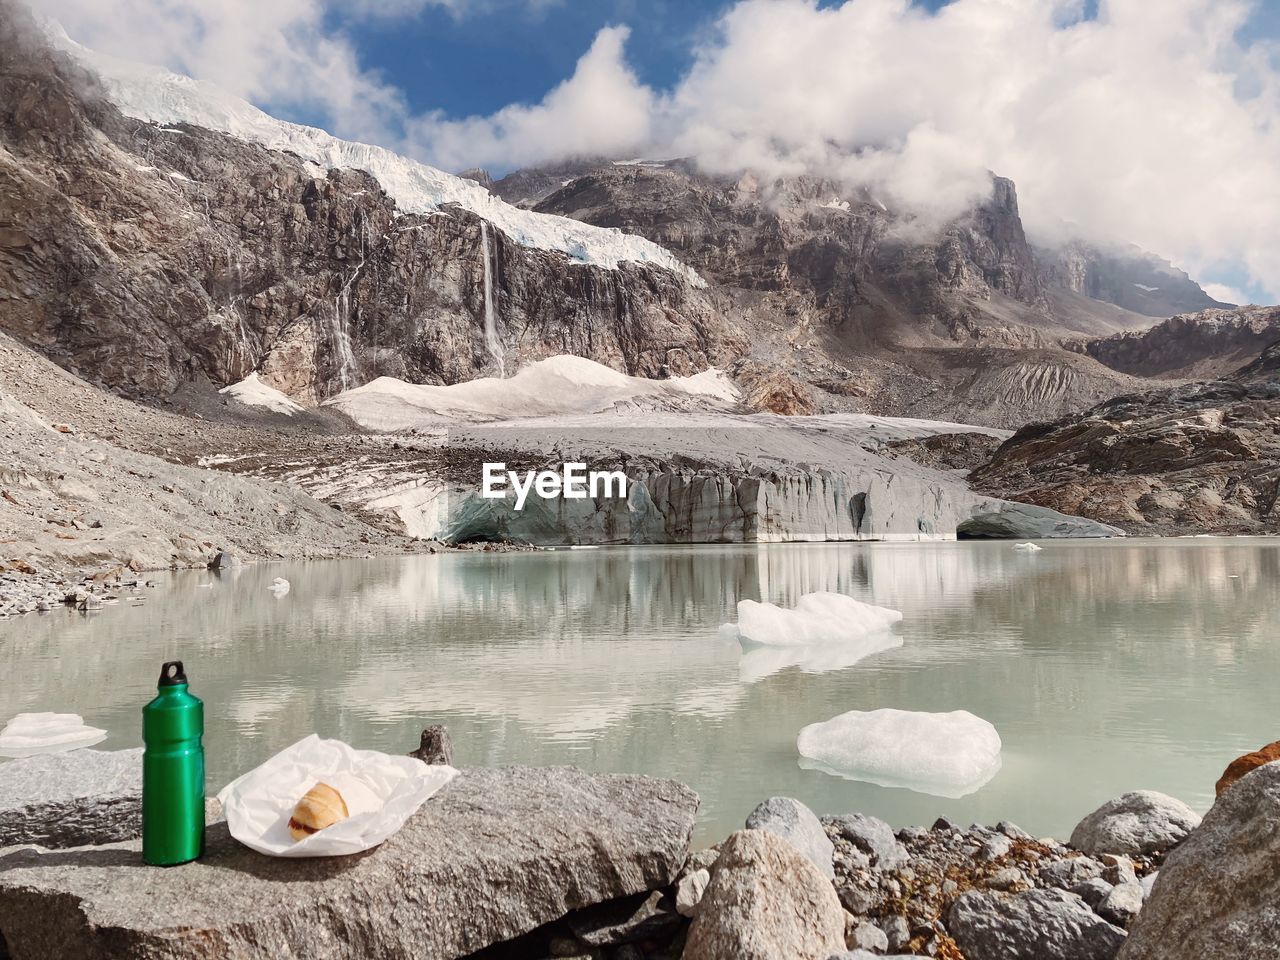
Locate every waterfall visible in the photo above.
<box><xmin>480</xmin><ymin>221</ymin><xmax>506</xmax><ymax>379</ymax></box>
<box><xmin>331</xmin><ymin>219</ymin><xmax>365</xmax><ymax>392</ymax></box>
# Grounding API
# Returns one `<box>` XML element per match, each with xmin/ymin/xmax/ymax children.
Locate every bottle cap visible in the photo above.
<box><xmin>158</xmin><ymin>661</ymin><xmax>188</xmax><ymax>687</ymax></box>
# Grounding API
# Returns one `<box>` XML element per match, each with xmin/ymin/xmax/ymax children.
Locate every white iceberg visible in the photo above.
<box><xmin>797</xmin><ymin>708</ymin><xmax>1002</xmax><ymax>799</ymax></box>
<box><xmin>269</xmin><ymin>577</ymin><xmax>291</xmax><ymax>597</ymax></box>
<box><xmin>1013</xmin><ymin>542</ymin><xmax>1043</xmax><ymax>552</ymax></box>
<box><xmin>719</xmin><ymin>592</ymin><xmax>904</xmax><ymax>683</ymax></box>
<box><xmin>0</xmin><ymin>712</ymin><xmax>108</xmax><ymax>758</ymax></box>
<box><xmin>719</xmin><ymin>592</ymin><xmax>903</xmax><ymax>647</ymax></box>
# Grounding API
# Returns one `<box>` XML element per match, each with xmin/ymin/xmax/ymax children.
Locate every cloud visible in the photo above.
<box><xmin>1202</xmin><ymin>283</ymin><xmax>1250</xmax><ymax>306</ymax></box>
<box><xmin>404</xmin><ymin>25</ymin><xmax>655</xmax><ymax>172</ymax></box>
<box><xmin>29</xmin><ymin>0</ymin><xmax>1280</xmax><ymax>298</ymax></box>
<box><xmin>27</xmin><ymin>0</ymin><xmax>412</xmax><ymax>143</ymax></box>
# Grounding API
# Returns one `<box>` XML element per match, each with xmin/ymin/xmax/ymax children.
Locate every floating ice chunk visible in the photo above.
<box><xmin>720</xmin><ymin>592</ymin><xmax>903</xmax><ymax>647</ymax></box>
<box><xmin>797</xmin><ymin>708</ymin><xmax>1002</xmax><ymax>799</ymax></box>
<box><xmin>1013</xmin><ymin>542</ymin><xmax>1043</xmax><ymax>553</ymax></box>
<box><xmin>269</xmin><ymin>577</ymin><xmax>291</xmax><ymax>597</ymax></box>
<box><xmin>0</xmin><ymin>712</ymin><xmax>108</xmax><ymax>758</ymax></box>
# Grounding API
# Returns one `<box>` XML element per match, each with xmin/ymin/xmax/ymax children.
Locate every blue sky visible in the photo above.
<box><xmin>342</xmin><ymin>0</ymin><xmax>1275</xmax><ymax>124</ymax></box>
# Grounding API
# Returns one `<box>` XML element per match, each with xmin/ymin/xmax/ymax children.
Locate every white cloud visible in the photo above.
<box><xmin>1202</xmin><ymin>283</ymin><xmax>1250</xmax><ymax>306</ymax></box>
<box><xmin>28</xmin><ymin>0</ymin><xmax>410</xmax><ymax>143</ymax></box>
<box><xmin>404</xmin><ymin>25</ymin><xmax>655</xmax><ymax>172</ymax></box>
<box><xmin>28</xmin><ymin>0</ymin><xmax>1280</xmax><ymax>299</ymax></box>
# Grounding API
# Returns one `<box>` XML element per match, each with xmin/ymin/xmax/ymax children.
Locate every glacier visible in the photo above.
<box><xmin>797</xmin><ymin>708</ymin><xmax>1003</xmax><ymax>799</ymax></box>
<box><xmin>49</xmin><ymin>26</ymin><xmax>702</xmax><ymax>282</ymax></box>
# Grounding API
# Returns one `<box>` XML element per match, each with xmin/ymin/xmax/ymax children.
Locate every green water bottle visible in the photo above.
<box><xmin>142</xmin><ymin>660</ymin><xmax>205</xmax><ymax>866</ymax></box>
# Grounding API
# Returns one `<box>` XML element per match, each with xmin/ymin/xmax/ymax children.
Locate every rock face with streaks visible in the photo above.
<box><xmin>1073</xmin><ymin>306</ymin><xmax>1280</xmax><ymax>380</ymax></box>
<box><xmin>0</xmin><ymin>765</ymin><xmax>698</xmax><ymax>960</ymax></box>
<box><xmin>0</xmin><ymin>3</ymin><xmax>737</xmax><ymax>405</ymax></box>
<box><xmin>971</xmin><ymin>342</ymin><xmax>1280</xmax><ymax>535</ymax></box>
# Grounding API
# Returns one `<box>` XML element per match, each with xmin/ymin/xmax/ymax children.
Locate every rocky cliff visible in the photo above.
<box><xmin>970</xmin><ymin>342</ymin><xmax>1280</xmax><ymax>534</ymax></box>
<box><xmin>0</xmin><ymin>4</ymin><xmax>738</xmax><ymax>405</ymax></box>
<box><xmin>491</xmin><ymin>159</ymin><xmax>1197</xmax><ymax>426</ymax></box>
<box><xmin>1070</xmin><ymin>306</ymin><xmax>1280</xmax><ymax>380</ymax></box>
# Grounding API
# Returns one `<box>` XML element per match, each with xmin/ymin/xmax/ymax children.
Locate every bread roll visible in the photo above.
<box><xmin>288</xmin><ymin>782</ymin><xmax>349</xmax><ymax>841</ymax></box>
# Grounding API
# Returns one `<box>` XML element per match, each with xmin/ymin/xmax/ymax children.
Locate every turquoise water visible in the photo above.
<box><xmin>1</xmin><ymin>539</ymin><xmax>1275</xmax><ymax>844</ymax></box>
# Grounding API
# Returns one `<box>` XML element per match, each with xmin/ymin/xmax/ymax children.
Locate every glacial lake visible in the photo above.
<box><xmin>1</xmin><ymin>539</ymin><xmax>1275</xmax><ymax>845</ymax></box>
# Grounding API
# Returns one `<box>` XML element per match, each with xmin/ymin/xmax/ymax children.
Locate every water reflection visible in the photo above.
<box><xmin>0</xmin><ymin>539</ymin><xmax>1276</xmax><ymax>844</ymax></box>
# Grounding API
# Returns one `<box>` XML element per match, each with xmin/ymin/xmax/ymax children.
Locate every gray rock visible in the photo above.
<box><xmin>1101</xmin><ymin>854</ymin><xmax>1137</xmax><ymax>886</ymax></box>
<box><xmin>0</xmin><ymin>749</ymin><xmax>143</xmax><ymax>849</ymax></box>
<box><xmin>825</xmin><ymin>813</ymin><xmax>909</xmax><ymax>870</ymax></box>
<box><xmin>827</xmin><ymin>954</ymin><xmax>916</xmax><ymax>960</ymax></box>
<box><xmin>837</xmin><ymin>882</ymin><xmax>875</xmax><ymax>915</ymax></box>
<box><xmin>567</xmin><ymin>889</ymin><xmax>681</xmax><ymax>947</ymax></box>
<box><xmin>988</xmin><ymin>867</ymin><xmax>1027</xmax><ymax>891</ymax></box>
<box><xmin>208</xmin><ymin>550</ymin><xmax>241</xmax><ymax>569</ymax></box>
<box><xmin>683</xmin><ymin>829</ymin><xmax>845</xmax><ymax>960</ymax></box>
<box><xmin>958</xmin><ymin>502</ymin><xmax>1125</xmax><ymax>539</ymax></box>
<box><xmin>675</xmin><ymin>868</ymin><xmax>710</xmax><ymax>918</ymax></box>
<box><xmin>1096</xmin><ymin>882</ymin><xmax>1144</xmax><ymax>928</ymax></box>
<box><xmin>1071</xmin><ymin>877</ymin><xmax>1115</xmax><ymax>908</ymax></box>
<box><xmin>950</xmin><ymin>888</ymin><xmax>1127</xmax><ymax>960</ymax></box>
<box><xmin>978</xmin><ymin>834</ymin><xmax>1012</xmax><ymax>861</ymax></box>
<box><xmin>1118</xmin><ymin>761</ymin><xmax>1280</xmax><ymax>959</ymax></box>
<box><xmin>410</xmin><ymin>725</ymin><xmax>454</xmax><ymax>765</ymax></box>
<box><xmin>1039</xmin><ymin>855</ymin><xmax>1105</xmax><ymax>889</ymax></box>
<box><xmin>1070</xmin><ymin>791</ymin><xmax>1201</xmax><ymax>856</ymax></box>
<box><xmin>879</xmin><ymin>913</ymin><xmax>911</xmax><ymax>950</ymax></box>
<box><xmin>0</xmin><ymin>765</ymin><xmax>697</xmax><ymax>960</ymax></box>
<box><xmin>680</xmin><ymin>847</ymin><xmax>720</xmax><ymax>878</ymax></box>
<box><xmin>847</xmin><ymin>919</ymin><xmax>888</xmax><ymax>952</ymax></box>
<box><xmin>1138</xmin><ymin>871</ymin><xmax>1157</xmax><ymax>900</ymax></box>
<box><xmin>997</xmin><ymin>820</ymin><xmax>1031</xmax><ymax>840</ymax></box>
<box><xmin>746</xmin><ymin>796</ymin><xmax>835</xmax><ymax>879</ymax></box>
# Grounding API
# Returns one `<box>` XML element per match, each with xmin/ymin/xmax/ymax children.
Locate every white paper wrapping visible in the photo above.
<box><xmin>216</xmin><ymin>735</ymin><xmax>459</xmax><ymax>857</ymax></box>
<box><xmin>0</xmin><ymin>712</ymin><xmax>108</xmax><ymax>758</ymax></box>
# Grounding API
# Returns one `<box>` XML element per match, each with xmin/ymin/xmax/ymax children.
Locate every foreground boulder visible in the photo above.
<box><xmin>1118</xmin><ymin>760</ymin><xmax>1280</xmax><ymax>959</ymax></box>
<box><xmin>950</xmin><ymin>888</ymin><xmax>1127</xmax><ymax>960</ymax></box>
<box><xmin>1215</xmin><ymin>740</ymin><xmax>1280</xmax><ymax>796</ymax></box>
<box><xmin>683</xmin><ymin>829</ymin><xmax>845</xmax><ymax>960</ymax></box>
<box><xmin>0</xmin><ymin>749</ymin><xmax>142</xmax><ymax>849</ymax></box>
<box><xmin>745</xmin><ymin>796</ymin><xmax>835</xmax><ymax>879</ymax></box>
<box><xmin>1069</xmin><ymin>791</ymin><xmax>1201</xmax><ymax>856</ymax></box>
<box><xmin>0</xmin><ymin>766</ymin><xmax>697</xmax><ymax>960</ymax></box>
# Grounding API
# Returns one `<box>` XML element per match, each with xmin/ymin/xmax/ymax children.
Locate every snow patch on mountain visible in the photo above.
<box><xmin>324</xmin><ymin>355</ymin><xmax>739</xmax><ymax>430</ymax></box>
<box><xmin>50</xmin><ymin>27</ymin><xmax>701</xmax><ymax>283</ymax></box>
<box><xmin>219</xmin><ymin>373</ymin><xmax>305</xmax><ymax>416</ymax></box>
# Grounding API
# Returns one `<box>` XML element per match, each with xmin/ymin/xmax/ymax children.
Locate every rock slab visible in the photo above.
<box><xmin>1069</xmin><ymin>791</ymin><xmax>1201</xmax><ymax>856</ymax></box>
<box><xmin>0</xmin><ymin>749</ymin><xmax>142</xmax><ymax>849</ymax></box>
<box><xmin>1118</xmin><ymin>760</ymin><xmax>1280</xmax><ymax>959</ymax></box>
<box><xmin>949</xmin><ymin>888</ymin><xmax>1127</xmax><ymax>960</ymax></box>
<box><xmin>0</xmin><ymin>765</ymin><xmax>697</xmax><ymax>960</ymax></box>
<box><xmin>683</xmin><ymin>829</ymin><xmax>845</xmax><ymax>960</ymax></box>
